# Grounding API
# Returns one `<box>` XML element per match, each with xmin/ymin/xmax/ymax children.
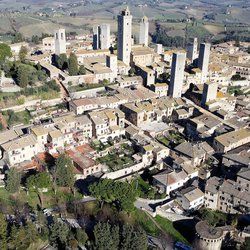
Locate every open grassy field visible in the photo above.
<box><xmin>203</xmin><ymin>23</ymin><xmax>224</xmax><ymax>35</ymax></box>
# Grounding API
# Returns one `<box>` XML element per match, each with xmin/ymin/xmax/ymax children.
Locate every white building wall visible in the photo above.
<box><xmin>6</xmin><ymin>144</ymin><xmax>39</xmax><ymax>166</ymax></box>
<box><xmin>102</xmin><ymin>162</ymin><xmax>145</xmax><ymax>179</ymax></box>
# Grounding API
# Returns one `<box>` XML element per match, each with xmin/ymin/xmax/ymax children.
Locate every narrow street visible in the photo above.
<box><xmin>54</xmin><ymin>78</ymin><xmax>69</xmax><ymax>99</ymax></box>
<box><xmin>183</xmin><ymin>97</ymin><xmax>238</xmax><ymax>129</ymax></box>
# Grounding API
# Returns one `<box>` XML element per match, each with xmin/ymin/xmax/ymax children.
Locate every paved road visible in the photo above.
<box><xmin>77</xmin><ymin>196</ymin><xmax>96</xmax><ymax>204</ymax></box>
<box><xmin>135</xmin><ymin>196</ymin><xmax>172</xmax><ymax>212</ymax></box>
<box><xmin>135</xmin><ymin>199</ymin><xmax>155</xmax><ymax>212</ymax></box>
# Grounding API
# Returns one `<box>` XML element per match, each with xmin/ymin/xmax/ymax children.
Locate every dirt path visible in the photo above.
<box><xmin>0</xmin><ymin>113</ymin><xmax>7</xmax><ymax>129</ymax></box>
<box><xmin>144</xmin><ymin>211</ymin><xmax>174</xmax><ymax>249</ymax></box>
<box><xmin>54</xmin><ymin>78</ymin><xmax>69</xmax><ymax>99</ymax></box>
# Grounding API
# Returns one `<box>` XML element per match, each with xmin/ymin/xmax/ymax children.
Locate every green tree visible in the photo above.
<box><xmin>6</xmin><ymin>110</ymin><xmax>19</xmax><ymax>126</ymax></box>
<box><xmin>49</xmin><ymin>221</ymin><xmax>70</xmax><ymax>248</ymax></box>
<box><xmin>56</xmin><ymin>53</ymin><xmax>68</xmax><ymax>70</ymax></box>
<box><xmin>54</xmin><ymin>154</ymin><xmax>75</xmax><ymax>189</ymax></box>
<box><xmin>129</xmin><ymin>67</ymin><xmax>135</xmax><ymax>76</ymax></box>
<box><xmin>17</xmin><ymin>64</ymin><xmax>38</xmax><ymax>87</ymax></box>
<box><xmin>26</xmin><ymin>172</ymin><xmax>52</xmax><ymax>207</ymax></box>
<box><xmin>17</xmin><ymin>64</ymin><xmax>29</xmax><ymax>87</ymax></box>
<box><xmin>78</xmin><ymin>65</ymin><xmax>86</xmax><ymax>75</ymax></box>
<box><xmin>152</xmin><ymin>25</ymin><xmax>184</xmax><ymax>47</ymax></box>
<box><xmin>68</xmin><ymin>53</ymin><xmax>78</xmax><ymax>76</ymax></box>
<box><xmin>5</xmin><ymin>168</ymin><xmax>21</xmax><ymax>193</ymax></box>
<box><xmin>120</xmin><ymin>224</ymin><xmax>132</xmax><ymax>250</ymax></box>
<box><xmin>31</xmin><ymin>35</ymin><xmax>40</xmax><ymax>44</ymax></box>
<box><xmin>8</xmin><ymin>225</ymin><xmax>20</xmax><ymax>249</ymax></box>
<box><xmin>23</xmin><ymin>222</ymin><xmax>40</xmax><ymax>248</ymax></box>
<box><xmin>46</xmin><ymin>79</ymin><xmax>60</xmax><ymax>92</ymax></box>
<box><xmin>241</xmin><ymin>237</ymin><xmax>250</xmax><ymax>250</ymax></box>
<box><xmin>0</xmin><ymin>43</ymin><xmax>12</xmax><ymax>65</ymax></box>
<box><xmin>93</xmin><ymin>222</ymin><xmax>119</xmax><ymax>250</ymax></box>
<box><xmin>0</xmin><ymin>213</ymin><xmax>7</xmax><ymax>250</ymax></box>
<box><xmin>37</xmin><ymin>211</ymin><xmax>49</xmax><ymax>240</ymax></box>
<box><xmin>36</xmin><ymin>62</ymin><xmax>42</xmax><ymax>71</ymax></box>
<box><xmin>102</xmin><ymin>79</ymin><xmax>109</xmax><ymax>85</ymax></box>
<box><xmin>159</xmin><ymin>72</ymin><xmax>170</xmax><ymax>82</ymax></box>
<box><xmin>89</xmin><ymin>179</ymin><xmax>116</xmax><ymax>207</ymax></box>
<box><xmin>8</xmin><ymin>223</ymin><xmax>39</xmax><ymax>250</ymax></box>
<box><xmin>121</xmin><ymin>225</ymin><xmax>147</xmax><ymax>250</ymax></box>
<box><xmin>231</xmin><ymin>74</ymin><xmax>240</xmax><ymax>81</ymax></box>
<box><xmin>0</xmin><ymin>123</ymin><xmax>4</xmax><ymax>131</ymax></box>
<box><xmin>19</xmin><ymin>46</ymin><xmax>28</xmax><ymax>62</ymax></box>
<box><xmin>235</xmin><ymin>39</ymin><xmax>240</xmax><ymax>47</ymax></box>
<box><xmin>75</xmin><ymin>228</ymin><xmax>88</xmax><ymax>245</ymax></box>
<box><xmin>89</xmin><ymin>179</ymin><xmax>137</xmax><ymax>212</ymax></box>
<box><xmin>199</xmin><ymin>208</ymin><xmax>227</xmax><ymax>227</ymax></box>
<box><xmin>2</xmin><ymin>61</ymin><xmax>17</xmax><ymax>78</ymax></box>
<box><xmin>130</xmin><ymin>227</ymin><xmax>147</xmax><ymax>250</ymax></box>
<box><xmin>12</xmin><ymin>32</ymin><xmax>24</xmax><ymax>43</ymax></box>
<box><xmin>37</xmin><ymin>69</ymin><xmax>47</xmax><ymax>81</ymax></box>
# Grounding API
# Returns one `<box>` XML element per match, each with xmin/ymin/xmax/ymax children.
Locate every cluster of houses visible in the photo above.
<box><xmin>0</xmin><ymin>6</ymin><xmax>250</xmax><ymax>220</ymax></box>
<box><xmin>1</xmin><ymin>92</ymin><xmax>249</xmax><ymax>214</ymax></box>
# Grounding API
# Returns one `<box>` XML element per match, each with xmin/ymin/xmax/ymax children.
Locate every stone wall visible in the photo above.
<box><xmin>101</xmin><ymin>162</ymin><xmax>146</xmax><ymax>180</ymax></box>
<box><xmin>1</xmin><ymin>98</ymin><xmax>62</xmax><ymax>112</ymax></box>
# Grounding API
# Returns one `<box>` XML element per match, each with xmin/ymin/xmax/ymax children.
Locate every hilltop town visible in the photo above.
<box><xmin>0</xmin><ymin>5</ymin><xmax>249</xmax><ymax>250</ymax></box>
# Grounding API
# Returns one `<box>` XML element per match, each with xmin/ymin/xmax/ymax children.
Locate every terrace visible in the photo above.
<box><xmin>90</xmin><ymin>139</ymin><xmax>113</xmax><ymax>152</ymax></box>
<box><xmin>96</xmin><ymin>143</ymin><xmax>136</xmax><ymax>171</ymax></box>
<box><xmin>157</xmin><ymin>130</ymin><xmax>186</xmax><ymax>148</ymax></box>
<box><xmin>68</xmin><ymin>83</ymin><xmax>107</xmax><ymax>92</ymax></box>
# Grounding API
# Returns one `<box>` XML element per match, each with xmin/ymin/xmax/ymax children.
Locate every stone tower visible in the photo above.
<box><xmin>100</xmin><ymin>24</ymin><xmax>111</xmax><ymax>50</ymax></box>
<box><xmin>194</xmin><ymin>221</ymin><xmax>224</xmax><ymax>250</ymax></box>
<box><xmin>139</xmin><ymin>16</ymin><xmax>149</xmax><ymax>46</ymax></box>
<box><xmin>117</xmin><ymin>6</ymin><xmax>132</xmax><ymax>65</ymax></box>
<box><xmin>106</xmin><ymin>54</ymin><xmax>118</xmax><ymax>78</ymax></box>
<box><xmin>198</xmin><ymin>43</ymin><xmax>211</xmax><ymax>84</ymax></box>
<box><xmin>187</xmin><ymin>37</ymin><xmax>198</xmax><ymax>63</ymax></box>
<box><xmin>54</xmin><ymin>28</ymin><xmax>66</xmax><ymax>55</ymax></box>
<box><xmin>93</xmin><ymin>24</ymin><xmax>111</xmax><ymax>50</ymax></box>
<box><xmin>93</xmin><ymin>25</ymin><xmax>99</xmax><ymax>50</ymax></box>
<box><xmin>168</xmin><ymin>52</ymin><xmax>186</xmax><ymax>98</ymax></box>
<box><xmin>201</xmin><ymin>82</ymin><xmax>218</xmax><ymax>107</ymax></box>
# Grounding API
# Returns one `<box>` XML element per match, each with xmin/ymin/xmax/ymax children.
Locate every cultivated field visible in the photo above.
<box><xmin>0</xmin><ymin>0</ymin><xmax>249</xmax><ymax>42</ymax></box>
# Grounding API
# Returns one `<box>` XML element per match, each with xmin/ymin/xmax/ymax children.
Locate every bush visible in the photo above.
<box><xmin>17</xmin><ymin>97</ymin><xmax>25</xmax><ymax>105</ymax></box>
<box><xmin>231</xmin><ymin>74</ymin><xmax>246</xmax><ymax>81</ymax></box>
<box><xmin>199</xmin><ymin>208</ymin><xmax>227</xmax><ymax>227</ymax></box>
